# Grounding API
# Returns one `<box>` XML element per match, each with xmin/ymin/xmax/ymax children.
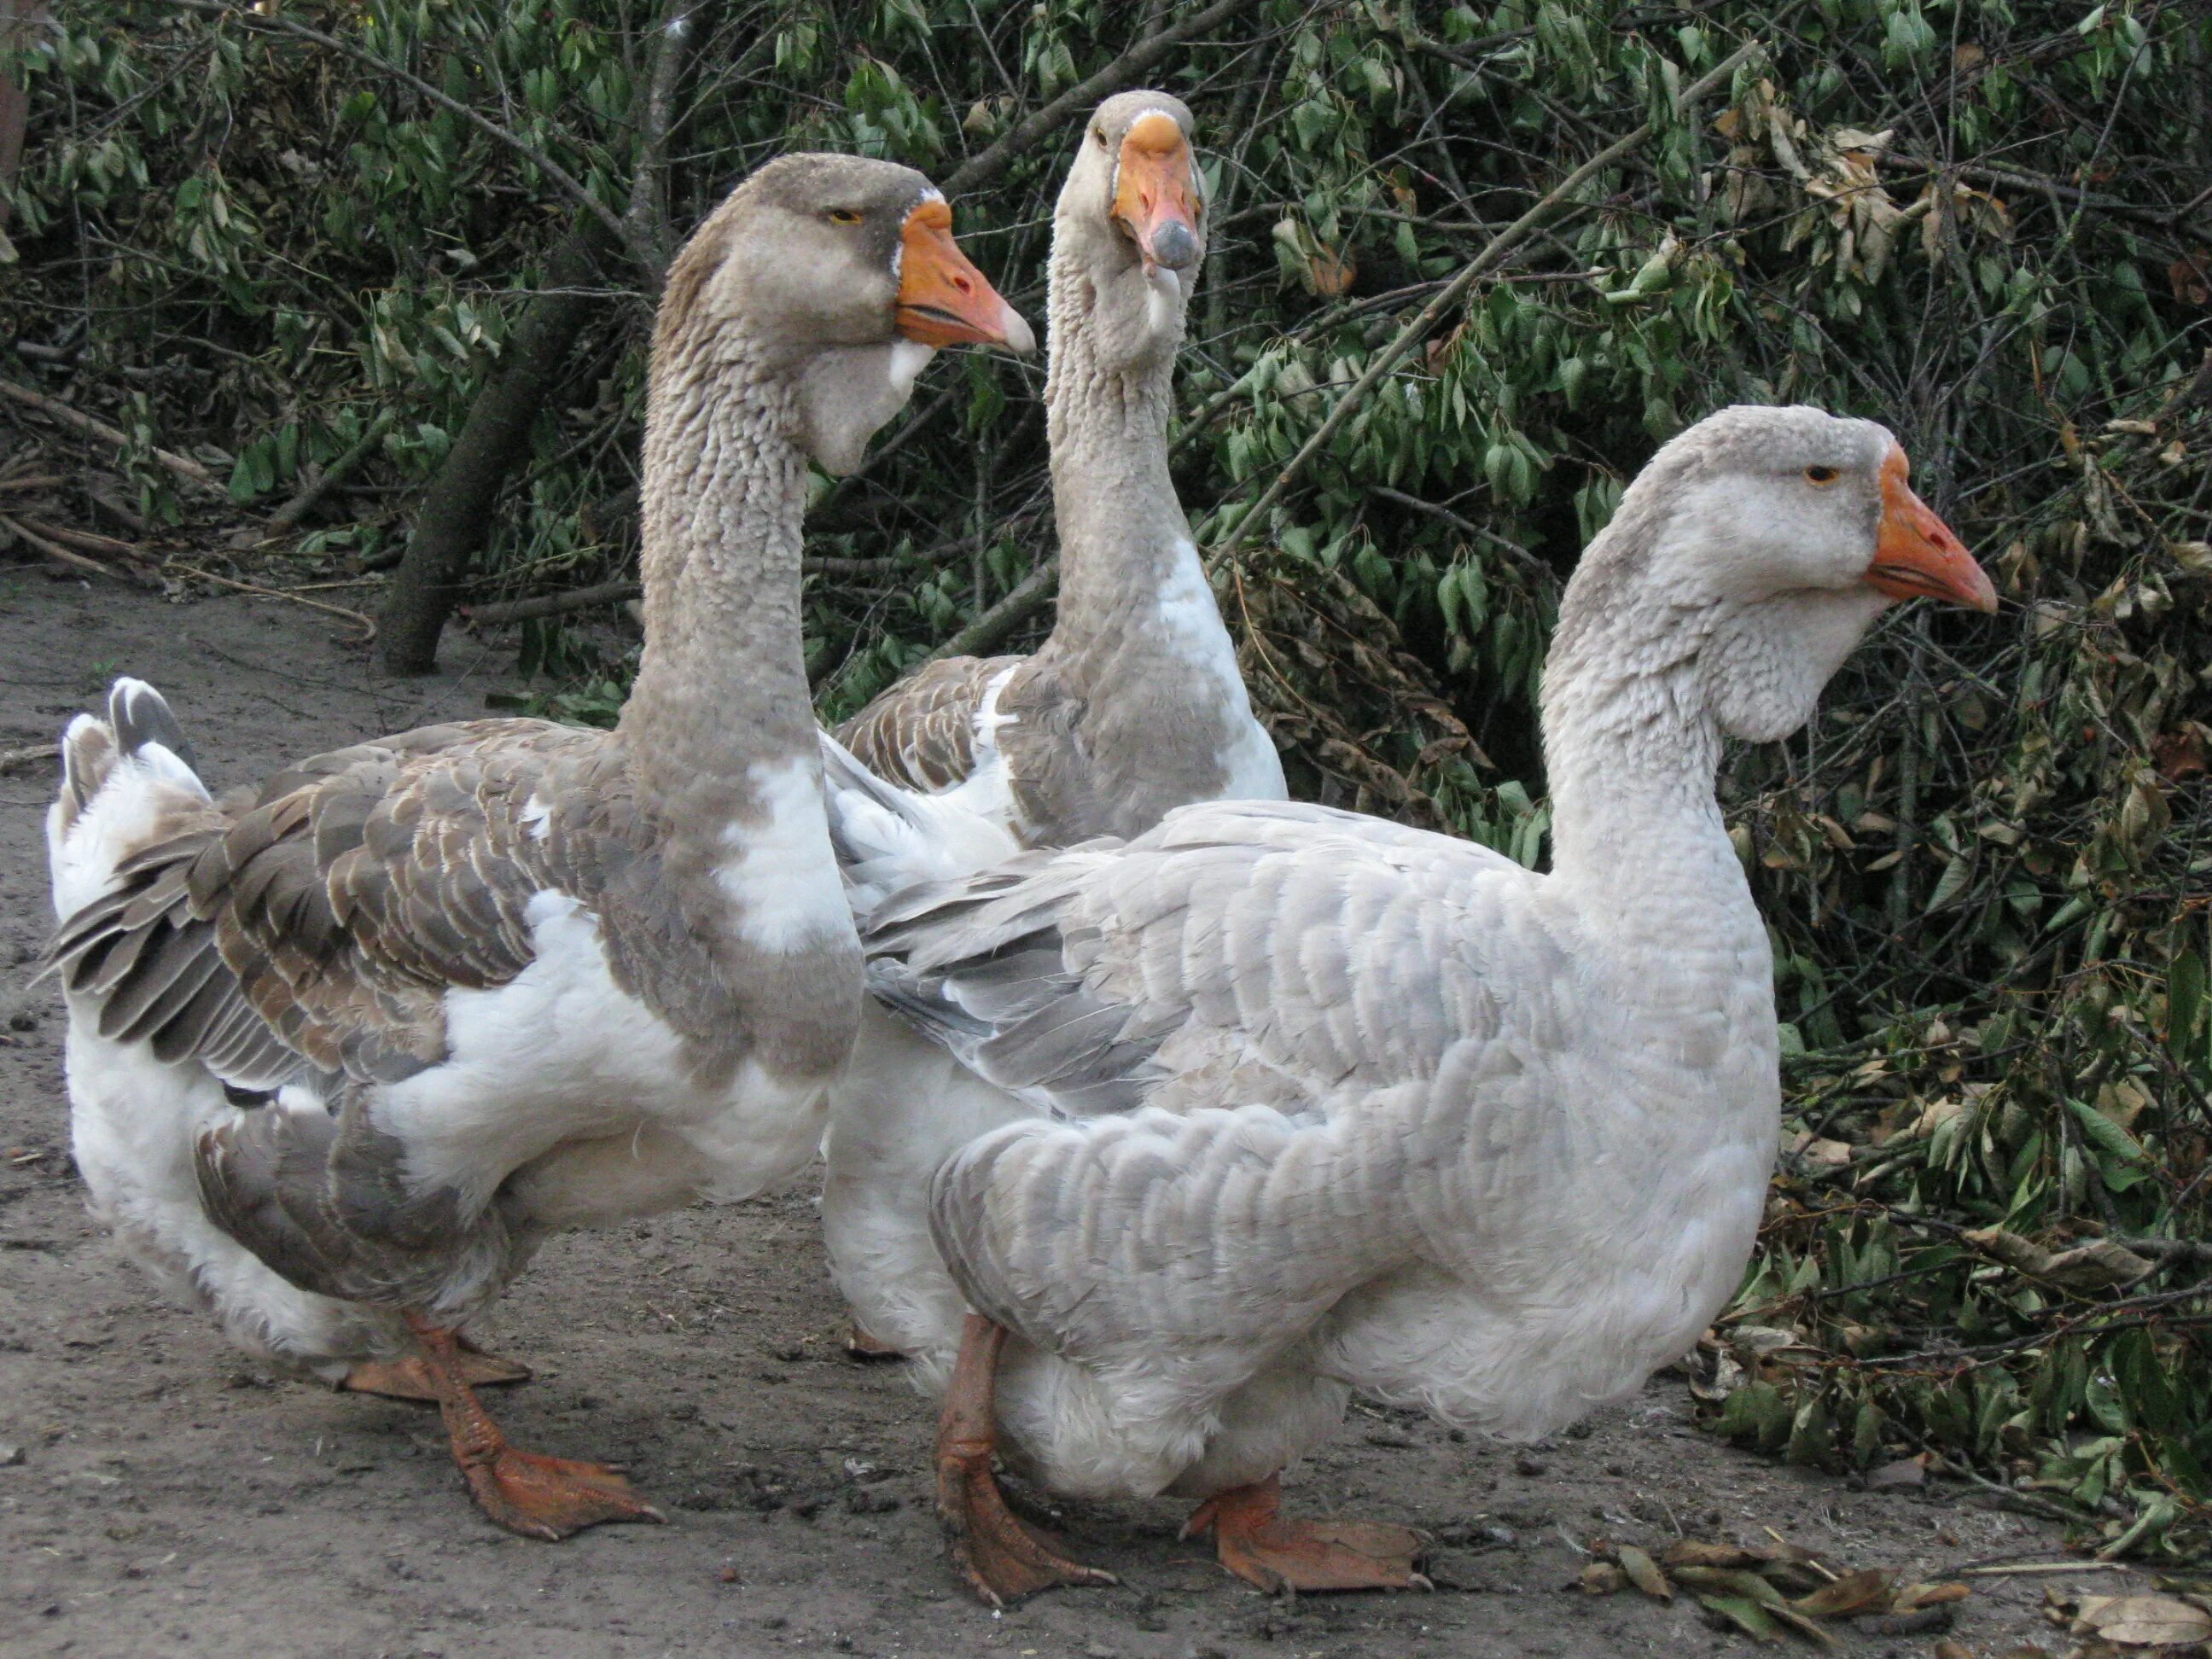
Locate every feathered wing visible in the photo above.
<box><xmin>835</xmin><ymin>654</ymin><xmax>1025</xmax><ymax>795</ymax></box>
<box><xmin>863</xmin><ymin>799</ymin><xmax>1556</xmax><ymax>1376</ymax></box>
<box><xmin>49</xmin><ymin>719</ymin><xmax>641</xmax><ymax>1092</ymax></box>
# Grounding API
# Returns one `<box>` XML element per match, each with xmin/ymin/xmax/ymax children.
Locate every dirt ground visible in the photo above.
<box><xmin>0</xmin><ymin>568</ymin><xmax>2105</xmax><ymax>1658</ymax></box>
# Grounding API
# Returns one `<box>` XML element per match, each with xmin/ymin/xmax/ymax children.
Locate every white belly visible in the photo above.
<box><xmin>375</xmin><ymin>889</ymin><xmax>833</xmax><ymax>1225</ymax></box>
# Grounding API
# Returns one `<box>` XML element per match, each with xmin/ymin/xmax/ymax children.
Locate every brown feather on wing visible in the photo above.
<box><xmin>50</xmin><ymin>719</ymin><xmax>647</xmax><ymax>1091</ymax></box>
<box><xmin>835</xmin><ymin>654</ymin><xmax>1023</xmax><ymax>795</ymax></box>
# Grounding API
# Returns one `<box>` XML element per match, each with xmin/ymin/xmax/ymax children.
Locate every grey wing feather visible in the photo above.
<box><xmin>871</xmin><ymin>798</ymin><xmax>1537</xmax><ymax>1367</ymax></box>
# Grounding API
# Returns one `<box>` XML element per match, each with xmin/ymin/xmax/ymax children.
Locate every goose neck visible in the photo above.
<box><xmin>1539</xmin><ymin>637</ymin><xmax>1749</xmax><ymax>945</ymax></box>
<box><xmin>615</xmin><ymin>326</ymin><xmax>818</xmax><ymax>825</ymax></box>
<box><xmin>1043</xmin><ymin>256</ymin><xmax>1187</xmax><ymax>642</ymax></box>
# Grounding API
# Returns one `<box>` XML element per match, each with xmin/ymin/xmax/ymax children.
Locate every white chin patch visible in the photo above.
<box><xmin>1145</xmin><ymin>277</ymin><xmax>1178</xmax><ymax>339</ymax></box>
<box><xmin>888</xmin><ymin>338</ymin><xmax>937</xmax><ymax>398</ymax></box>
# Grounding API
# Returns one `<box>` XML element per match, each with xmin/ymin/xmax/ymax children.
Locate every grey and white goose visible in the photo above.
<box><xmin>820</xmin><ymin>405</ymin><xmax>1995</xmax><ymax>1603</ymax></box>
<box><xmin>44</xmin><ymin>154</ymin><xmax>1027</xmax><ymax>1541</ymax></box>
<box><xmin>824</xmin><ymin>91</ymin><xmax>1285</xmax><ymax>1359</ymax></box>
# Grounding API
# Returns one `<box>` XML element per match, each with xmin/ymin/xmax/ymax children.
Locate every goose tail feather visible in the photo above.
<box><xmin>816</xmin><ymin>730</ymin><xmax>1018</xmax><ymax>924</ymax></box>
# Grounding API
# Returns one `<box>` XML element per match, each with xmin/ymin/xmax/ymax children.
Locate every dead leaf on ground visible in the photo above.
<box><xmin>1894</xmin><ymin>1580</ymin><xmax>1972</xmax><ymax>1613</ymax></box>
<box><xmin>1794</xmin><ymin>1568</ymin><xmax>1891</xmax><ymax>1617</ymax></box>
<box><xmin>1580</xmin><ymin>1560</ymin><xmax>1627</xmax><ymax>1595</ymax></box>
<box><xmin>1617</xmin><ymin>1544</ymin><xmax>1671</xmax><ymax>1602</ymax></box>
<box><xmin>2067</xmin><ymin>1592</ymin><xmax>2212</xmax><ymax>1646</ymax></box>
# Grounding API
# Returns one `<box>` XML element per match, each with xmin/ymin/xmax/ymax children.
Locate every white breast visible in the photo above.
<box><xmin>1157</xmin><ymin>539</ymin><xmax>1285</xmax><ymax>801</ymax></box>
<box><xmin>718</xmin><ymin>754</ymin><xmax>853</xmax><ymax>952</ymax></box>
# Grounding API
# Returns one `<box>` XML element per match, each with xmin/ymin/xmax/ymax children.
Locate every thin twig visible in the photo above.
<box><xmin>1</xmin><ymin>512</ymin><xmax>153</xmax><ymax>584</ymax></box>
<box><xmin>0</xmin><ymin>742</ymin><xmax>60</xmax><ymax>774</ymax></box>
<box><xmin>167</xmin><ymin>562</ymin><xmax>377</xmax><ymax>640</ymax></box>
<box><xmin>942</xmin><ymin>0</ymin><xmax>1264</xmax><ymax>195</ymax></box>
<box><xmin>265</xmin><ymin>410</ymin><xmax>395</xmax><ymax>533</ymax></box>
<box><xmin>1368</xmin><ymin>483</ymin><xmax>1556</xmax><ymax>587</ymax></box>
<box><xmin>467</xmin><ymin>579</ymin><xmax>640</xmax><ymax>625</ymax></box>
<box><xmin>1204</xmin><ymin>38</ymin><xmax>1762</xmax><ymax>577</ymax></box>
<box><xmin>0</xmin><ymin>376</ymin><xmax>222</xmax><ymax>494</ymax></box>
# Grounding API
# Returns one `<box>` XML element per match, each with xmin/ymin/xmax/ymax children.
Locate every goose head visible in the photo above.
<box><xmin>1057</xmin><ymin>90</ymin><xmax>1206</xmax><ymax>369</ymax></box>
<box><xmin>663</xmin><ymin>153</ymin><xmax>1034</xmax><ymax>473</ymax></box>
<box><xmin>1552</xmin><ymin>405</ymin><xmax>1995</xmax><ymax>746</ymax></box>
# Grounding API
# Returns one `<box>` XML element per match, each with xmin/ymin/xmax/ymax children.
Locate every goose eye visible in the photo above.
<box><xmin>1804</xmin><ymin>465</ymin><xmax>1841</xmax><ymax>486</ymax></box>
<box><xmin>827</xmin><ymin>208</ymin><xmax>864</xmax><ymax>226</ymax></box>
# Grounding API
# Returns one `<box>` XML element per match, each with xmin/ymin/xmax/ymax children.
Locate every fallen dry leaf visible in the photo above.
<box><xmin>2155</xmin><ymin>725</ymin><xmax>2208</xmax><ymax>783</ymax></box>
<box><xmin>2070</xmin><ymin>1592</ymin><xmax>2212</xmax><ymax>1646</ymax></box>
<box><xmin>1580</xmin><ymin>1560</ymin><xmax>1627</xmax><ymax>1596</ymax></box>
<box><xmin>1894</xmin><ymin>1580</ymin><xmax>1972</xmax><ymax>1613</ymax></box>
<box><xmin>1618</xmin><ymin>1544</ymin><xmax>1672</xmax><ymax>1603</ymax></box>
<box><xmin>1794</xmin><ymin>1568</ymin><xmax>1892</xmax><ymax>1618</ymax></box>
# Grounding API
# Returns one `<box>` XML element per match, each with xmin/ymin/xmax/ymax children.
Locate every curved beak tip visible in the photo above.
<box><xmin>1146</xmin><ymin>219</ymin><xmax>1202</xmax><ymax>274</ymax></box>
<box><xmin>895</xmin><ymin>203</ymin><xmax>1027</xmax><ymax>353</ymax></box>
<box><xmin>1865</xmin><ymin>451</ymin><xmax>1997</xmax><ymax>614</ymax></box>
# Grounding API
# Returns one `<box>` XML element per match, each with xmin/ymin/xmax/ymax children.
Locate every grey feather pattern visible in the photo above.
<box><xmin>859</xmin><ymin>797</ymin><xmax>1541</xmax><ymax>1371</ymax></box>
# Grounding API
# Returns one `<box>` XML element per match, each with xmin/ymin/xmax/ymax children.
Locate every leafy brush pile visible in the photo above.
<box><xmin>7</xmin><ymin>0</ymin><xmax>2212</xmax><ymax>1555</ymax></box>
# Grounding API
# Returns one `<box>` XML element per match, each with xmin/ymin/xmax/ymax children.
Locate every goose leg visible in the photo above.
<box><xmin>341</xmin><ymin>1330</ymin><xmax>533</xmax><ymax>1401</ymax></box>
<box><xmin>1182</xmin><ymin>1474</ymin><xmax>1430</xmax><ymax>1594</ymax></box>
<box><xmin>405</xmin><ymin>1315</ymin><xmax>664</xmax><ymax>1541</ymax></box>
<box><xmin>934</xmin><ymin>1313</ymin><xmax>1116</xmax><ymax>1606</ymax></box>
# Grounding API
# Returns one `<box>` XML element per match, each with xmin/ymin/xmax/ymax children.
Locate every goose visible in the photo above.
<box><xmin>43</xmin><ymin>154</ymin><xmax>1030</xmax><ymax>1541</ymax></box>
<box><xmin>819</xmin><ymin>405</ymin><xmax>1996</xmax><ymax>1603</ymax></box>
<box><xmin>824</xmin><ymin>91</ymin><xmax>1286</xmax><ymax>1359</ymax></box>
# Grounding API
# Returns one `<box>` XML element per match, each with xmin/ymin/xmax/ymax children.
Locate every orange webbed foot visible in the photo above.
<box><xmin>459</xmin><ymin>1443</ymin><xmax>666</xmax><ymax>1542</ymax></box>
<box><xmin>936</xmin><ymin>1442</ymin><xmax>1116</xmax><ymax>1607</ymax></box>
<box><xmin>933</xmin><ymin>1313</ymin><xmax>1114</xmax><ymax>1606</ymax></box>
<box><xmin>399</xmin><ymin>1315</ymin><xmax>661</xmax><ymax>1541</ymax></box>
<box><xmin>342</xmin><ymin>1334</ymin><xmax>532</xmax><ymax>1402</ymax></box>
<box><xmin>1184</xmin><ymin>1476</ymin><xmax>1430</xmax><ymax>1594</ymax></box>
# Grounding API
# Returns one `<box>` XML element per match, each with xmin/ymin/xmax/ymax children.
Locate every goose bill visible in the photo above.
<box><xmin>1113</xmin><ymin>111</ymin><xmax>1202</xmax><ymax>275</ymax></box>
<box><xmin>1865</xmin><ymin>449</ymin><xmax>1996</xmax><ymax>613</ymax></box>
<box><xmin>896</xmin><ymin>201</ymin><xmax>1033</xmax><ymax>352</ymax></box>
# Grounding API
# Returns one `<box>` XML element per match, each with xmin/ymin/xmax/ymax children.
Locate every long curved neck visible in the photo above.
<box><xmin>1538</xmin><ymin>600</ymin><xmax>1753</xmax><ymax>961</ymax></box>
<box><xmin>1041</xmin><ymin>243</ymin><xmax>1198</xmax><ymax>665</ymax></box>
<box><xmin>616</xmin><ymin>323</ymin><xmax>815</xmax><ymax>835</ymax></box>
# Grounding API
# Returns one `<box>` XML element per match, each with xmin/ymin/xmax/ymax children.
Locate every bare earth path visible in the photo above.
<box><xmin>0</xmin><ymin>568</ymin><xmax>2084</xmax><ymax>1657</ymax></box>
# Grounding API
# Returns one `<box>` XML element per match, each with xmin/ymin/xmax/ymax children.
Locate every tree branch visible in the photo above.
<box><xmin>1205</xmin><ymin>38</ymin><xmax>1761</xmax><ymax>576</ymax></box>
<box><xmin>918</xmin><ymin>554</ymin><xmax>1058</xmax><ymax>665</ymax></box>
<box><xmin>265</xmin><ymin>408</ymin><xmax>394</xmax><ymax>533</ymax></box>
<box><xmin>622</xmin><ymin>3</ymin><xmax>708</xmax><ymax>285</ymax></box>
<box><xmin>942</xmin><ymin>0</ymin><xmax>1263</xmax><ymax>195</ymax></box>
<box><xmin>0</xmin><ymin>375</ymin><xmax>222</xmax><ymax>493</ymax></box>
<box><xmin>166</xmin><ymin>0</ymin><xmax>662</xmax><ymax>278</ymax></box>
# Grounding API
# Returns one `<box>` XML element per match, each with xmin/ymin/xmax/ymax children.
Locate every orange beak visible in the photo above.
<box><xmin>895</xmin><ymin>200</ymin><xmax>1034</xmax><ymax>352</ymax></box>
<box><xmin>1112</xmin><ymin>111</ymin><xmax>1203</xmax><ymax>276</ymax></box>
<box><xmin>1864</xmin><ymin>448</ymin><xmax>1996</xmax><ymax>614</ymax></box>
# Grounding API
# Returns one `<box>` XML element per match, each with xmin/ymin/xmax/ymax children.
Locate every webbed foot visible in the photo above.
<box><xmin>1183</xmin><ymin>1475</ymin><xmax>1429</xmax><ymax>1594</ymax></box>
